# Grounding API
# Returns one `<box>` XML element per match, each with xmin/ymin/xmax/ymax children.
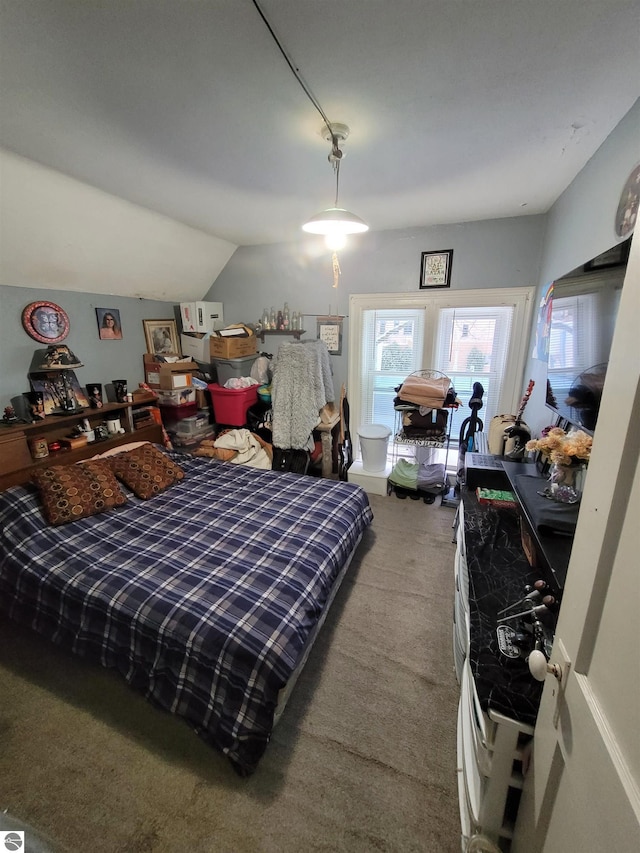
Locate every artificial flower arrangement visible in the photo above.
<box><xmin>526</xmin><ymin>426</ymin><xmax>592</xmax><ymax>466</ymax></box>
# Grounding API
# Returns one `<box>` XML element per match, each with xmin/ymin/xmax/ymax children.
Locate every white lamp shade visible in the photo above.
<box><xmin>302</xmin><ymin>207</ymin><xmax>369</xmax><ymax>236</ymax></box>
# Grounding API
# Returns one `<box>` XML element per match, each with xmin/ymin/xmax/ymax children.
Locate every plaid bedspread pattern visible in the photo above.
<box><xmin>0</xmin><ymin>453</ymin><xmax>373</xmax><ymax>774</ymax></box>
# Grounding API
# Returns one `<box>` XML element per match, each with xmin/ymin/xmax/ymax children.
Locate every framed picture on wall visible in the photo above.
<box><xmin>96</xmin><ymin>308</ymin><xmax>123</xmax><ymax>340</ymax></box>
<box><xmin>143</xmin><ymin>319</ymin><xmax>181</xmax><ymax>356</ymax></box>
<box><xmin>317</xmin><ymin>316</ymin><xmax>343</xmax><ymax>355</ymax></box>
<box><xmin>419</xmin><ymin>250</ymin><xmax>453</xmax><ymax>289</ymax></box>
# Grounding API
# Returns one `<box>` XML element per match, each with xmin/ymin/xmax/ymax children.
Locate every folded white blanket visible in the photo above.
<box><xmin>214</xmin><ymin>428</ymin><xmax>271</xmax><ymax>470</ymax></box>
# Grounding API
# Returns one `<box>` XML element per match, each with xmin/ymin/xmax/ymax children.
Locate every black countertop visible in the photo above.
<box><xmin>462</xmin><ymin>490</ymin><xmax>545</xmax><ymax>727</ymax></box>
<box><xmin>501</xmin><ymin>460</ymin><xmax>574</xmax><ymax>592</ymax></box>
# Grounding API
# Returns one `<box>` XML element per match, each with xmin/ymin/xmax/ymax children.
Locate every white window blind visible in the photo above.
<box><xmin>433</xmin><ymin>305</ymin><xmax>514</xmax><ymax>442</ymax></box>
<box><xmin>360</xmin><ymin>308</ymin><xmax>425</xmax><ymax>435</ymax></box>
<box><xmin>548</xmin><ymin>293</ymin><xmax>597</xmax><ymax>375</ymax></box>
<box><xmin>349</xmin><ymin>288</ymin><xmax>534</xmax><ymax>462</ymax></box>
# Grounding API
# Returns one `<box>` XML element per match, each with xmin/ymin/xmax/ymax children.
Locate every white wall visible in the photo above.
<box><xmin>525</xmin><ymin>98</ymin><xmax>640</xmax><ymax>436</ymax></box>
<box><xmin>0</xmin><ymin>149</ymin><xmax>236</xmax><ymax>302</ymax></box>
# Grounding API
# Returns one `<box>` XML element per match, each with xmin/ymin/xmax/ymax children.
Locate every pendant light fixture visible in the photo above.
<box><xmin>251</xmin><ymin>0</ymin><xmax>370</xmax><ymax>253</ymax></box>
<box><xmin>302</xmin><ymin>123</ymin><xmax>369</xmax><ymax>250</ymax></box>
<box><xmin>252</xmin><ymin>0</ymin><xmax>368</xmax><ymax>288</ymax></box>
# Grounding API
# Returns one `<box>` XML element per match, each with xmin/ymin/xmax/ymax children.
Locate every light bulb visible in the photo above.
<box><xmin>325</xmin><ymin>233</ymin><xmax>347</xmax><ymax>251</ymax></box>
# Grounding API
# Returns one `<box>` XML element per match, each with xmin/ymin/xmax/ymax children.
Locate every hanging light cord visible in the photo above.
<box><xmin>251</xmin><ymin>0</ymin><xmax>338</xmax><ymax>150</ymax></box>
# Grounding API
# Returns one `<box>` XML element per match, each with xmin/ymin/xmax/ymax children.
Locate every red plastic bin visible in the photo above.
<box><xmin>208</xmin><ymin>383</ymin><xmax>258</xmax><ymax>426</ymax></box>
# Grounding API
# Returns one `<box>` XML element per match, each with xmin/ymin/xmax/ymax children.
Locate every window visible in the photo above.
<box><xmin>349</xmin><ymin>289</ymin><xmax>534</xmax><ymax>464</ymax></box>
<box><xmin>434</xmin><ymin>306</ymin><xmax>514</xmax><ymax>443</ymax></box>
<box><xmin>360</xmin><ymin>309</ymin><xmax>425</xmax><ymax>437</ymax></box>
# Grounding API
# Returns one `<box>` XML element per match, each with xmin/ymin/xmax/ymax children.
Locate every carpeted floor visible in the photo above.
<box><xmin>0</xmin><ymin>492</ymin><xmax>461</xmax><ymax>853</ymax></box>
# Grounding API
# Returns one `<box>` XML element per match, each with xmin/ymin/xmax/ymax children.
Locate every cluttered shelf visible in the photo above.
<box><xmin>0</xmin><ymin>395</ymin><xmax>163</xmax><ymax>490</ymax></box>
<box><xmin>388</xmin><ymin>370</ymin><xmax>460</xmax><ymax>502</ymax></box>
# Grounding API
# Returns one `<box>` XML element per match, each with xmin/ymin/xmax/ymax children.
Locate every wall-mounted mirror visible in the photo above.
<box><xmin>545</xmin><ymin>238</ymin><xmax>631</xmax><ymax>433</ymax></box>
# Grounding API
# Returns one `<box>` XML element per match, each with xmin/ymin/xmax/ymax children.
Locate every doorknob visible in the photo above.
<box><xmin>528</xmin><ymin>649</ymin><xmax>562</xmax><ymax>682</ymax></box>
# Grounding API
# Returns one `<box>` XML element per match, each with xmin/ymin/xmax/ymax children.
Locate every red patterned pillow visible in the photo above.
<box><xmin>108</xmin><ymin>443</ymin><xmax>184</xmax><ymax>499</ymax></box>
<box><xmin>32</xmin><ymin>460</ymin><xmax>127</xmax><ymax>525</ymax></box>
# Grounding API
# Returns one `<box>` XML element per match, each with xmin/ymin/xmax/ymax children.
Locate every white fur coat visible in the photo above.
<box><xmin>271</xmin><ymin>341</ymin><xmax>334</xmax><ymax>449</ymax></box>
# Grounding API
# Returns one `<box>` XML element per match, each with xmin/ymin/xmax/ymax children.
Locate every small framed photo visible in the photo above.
<box><xmin>419</xmin><ymin>250</ymin><xmax>453</xmax><ymax>289</ymax></box>
<box><xmin>317</xmin><ymin>316</ymin><xmax>343</xmax><ymax>355</ymax></box>
<box><xmin>143</xmin><ymin>319</ymin><xmax>181</xmax><ymax>356</ymax></box>
<box><xmin>96</xmin><ymin>307</ymin><xmax>123</xmax><ymax>340</ymax></box>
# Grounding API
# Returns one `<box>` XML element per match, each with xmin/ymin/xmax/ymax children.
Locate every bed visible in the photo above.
<box><xmin>0</xmin><ymin>446</ymin><xmax>373</xmax><ymax>775</ymax></box>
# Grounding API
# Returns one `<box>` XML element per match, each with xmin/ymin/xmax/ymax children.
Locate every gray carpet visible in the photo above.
<box><xmin>0</xmin><ymin>493</ymin><xmax>461</xmax><ymax>853</ymax></box>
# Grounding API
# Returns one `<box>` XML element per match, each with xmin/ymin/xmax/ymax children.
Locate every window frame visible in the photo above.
<box><xmin>348</xmin><ymin>288</ymin><xmax>535</xmax><ymax>456</ymax></box>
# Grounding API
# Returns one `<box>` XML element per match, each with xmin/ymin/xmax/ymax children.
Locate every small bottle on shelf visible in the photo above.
<box><xmin>283</xmin><ymin>302</ymin><xmax>290</xmax><ymax>329</ymax></box>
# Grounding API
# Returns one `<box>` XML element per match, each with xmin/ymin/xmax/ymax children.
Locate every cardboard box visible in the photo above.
<box><xmin>181</xmin><ymin>332</ymin><xmax>257</xmax><ymax>362</ymax></box>
<box><xmin>476</xmin><ymin>488</ymin><xmax>517</xmax><ymax>508</ymax></box>
<box><xmin>143</xmin><ymin>354</ymin><xmax>199</xmax><ymax>390</ymax></box>
<box><xmin>209</xmin><ymin>334</ymin><xmax>257</xmax><ymax>359</ymax></box>
<box><xmin>156</xmin><ymin>388</ymin><xmax>197</xmax><ymax>407</ymax></box>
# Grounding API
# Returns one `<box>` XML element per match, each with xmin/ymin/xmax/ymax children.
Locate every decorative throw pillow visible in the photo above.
<box><xmin>108</xmin><ymin>443</ymin><xmax>184</xmax><ymax>499</ymax></box>
<box><xmin>32</xmin><ymin>460</ymin><xmax>127</xmax><ymax>526</ymax></box>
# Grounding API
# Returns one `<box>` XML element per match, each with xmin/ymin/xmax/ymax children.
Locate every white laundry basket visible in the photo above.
<box><xmin>358</xmin><ymin>424</ymin><xmax>392</xmax><ymax>473</ymax></box>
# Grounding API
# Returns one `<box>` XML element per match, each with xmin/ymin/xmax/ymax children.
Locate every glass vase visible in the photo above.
<box><xmin>544</xmin><ymin>461</ymin><xmax>587</xmax><ymax>504</ymax></box>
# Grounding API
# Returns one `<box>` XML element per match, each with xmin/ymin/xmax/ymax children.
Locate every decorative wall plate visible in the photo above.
<box><xmin>22</xmin><ymin>301</ymin><xmax>70</xmax><ymax>344</ymax></box>
<box><xmin>615</xmin><ymin>163</ymin><xmax>640</xmax><ymax>238</ymax></box>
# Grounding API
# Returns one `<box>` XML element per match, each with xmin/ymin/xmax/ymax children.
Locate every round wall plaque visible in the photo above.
<box><xmin>615</xmin><ymin>163</ymin><xmax>640</xmax><ymax>238</ymax></box>
<box><xmin>22</xmin><ymin>301</ymin><xmax>70</xmax><ymax>344</ymax></box>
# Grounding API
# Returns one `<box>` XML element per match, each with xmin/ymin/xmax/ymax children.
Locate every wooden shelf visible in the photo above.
<box><xmin>257</xmin><ymin>329</ymin><xmax>305</xmax><ymax>343</ymax></box>
<box><xmin>0</xmin><ymin>398</ymin><xmax>163</xmax><ymax>490</ymax></box>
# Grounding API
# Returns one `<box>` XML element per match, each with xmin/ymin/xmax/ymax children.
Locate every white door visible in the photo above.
<box><xmin>512</xmin><ymin>237</ymin><xmax>640</xmax><ymax>852</ymax></box>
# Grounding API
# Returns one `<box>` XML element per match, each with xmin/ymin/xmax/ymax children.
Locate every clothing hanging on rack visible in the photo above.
<box><xmin>271</xmin><ymin>340</ymin><xmax>334</xmax><ymax>450</ymax></box>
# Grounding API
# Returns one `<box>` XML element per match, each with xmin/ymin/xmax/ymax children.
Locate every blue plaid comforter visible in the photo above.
<box><xmin>0</xmin><ymin>453</ymin><xmax>373</xmax><ymax>774</ymax></box>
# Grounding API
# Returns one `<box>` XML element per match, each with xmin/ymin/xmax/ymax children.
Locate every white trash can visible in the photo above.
<box><xmin>358</xmin><ymin>424</ymin><xmax>392</xmax><ymax>473</ymax></box>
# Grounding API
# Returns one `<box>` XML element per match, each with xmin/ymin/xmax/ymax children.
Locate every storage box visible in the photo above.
<box><xmin>143</xmin><ymin>354</ymin><xmax>199</xmax><ymax>389</ymax></box>
<box><xmin>476</xmin><ymin>488</ymin><xmax>517</xmax><ymax>508</ymax></box>
<box><xmin>156</xmin><ymin>388</ymin><xmax>197</xmax><ymax>407</ymax></box>
<box><xmin>176</xmin><ymin>413</ymin><xmax>211</xmax><ymax>436</ymax></box>
<box><xmin>210</xmin><ymin>333</ymin><xmax>257</xmax><ymax>359</ymax></box>
<box><xmin>213</xmin><ymin>354</ymin><xmax>258</xmax><ymax>386</ymax></box>
<box><xmin>208</xmin><ymin>383</ymin><xmax>258</xmax><ymax>426</ymax></box>
<box><xmin>180</xmin><ymin>301</ymin><xmax>224</xmax><ymax>333</ymax></box>
<box><xmin>60</xmin><ymin>434</ymin><xmax>88</xmax><ymax>450</ymax></box>
<box><xmin>181</xmin><ymin>332</ymin><xmax>257</xmax><ymax>362</ymax></box>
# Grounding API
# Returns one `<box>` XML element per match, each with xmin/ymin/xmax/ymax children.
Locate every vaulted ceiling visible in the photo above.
<box><xmin>1</xmin><ymin>0</ymin><xmax>639</xmax><ymax>248</ymax></box>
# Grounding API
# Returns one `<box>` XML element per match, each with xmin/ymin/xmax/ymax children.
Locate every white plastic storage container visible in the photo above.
<box><xmin>176</xmin><ymin>413</ymin><xmax>210</xmax><ymax>436</ymax></box>
<box><xmin>180</xmin><ymin>301</ymin><xmax>224</xmax><ymax>333</ymax></box>
<box><xmin>358</xmin><ymin>424</ymin><xmax>391</xmax><ymax>472</ymax></box>
<box><xmin>213</xmin><ymin>354</ymin><xmax>258</xmax><ymax>386</ymax></box>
